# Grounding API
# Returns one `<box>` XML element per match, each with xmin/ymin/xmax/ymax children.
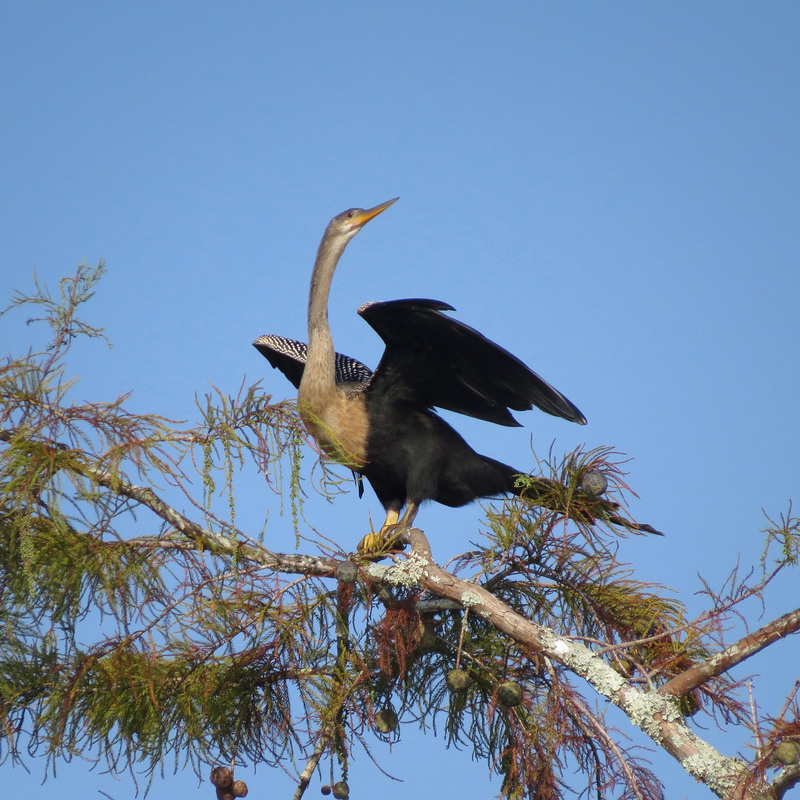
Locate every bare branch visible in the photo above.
<box><xmin>292</xmin><ymin>734</ymin><xmax>329</xmax><ymax>800</ymax></box>
<box><xmin>773</xmin><ymin>761</ymin><xmax>800</xmax><ymax>799</ymax></box>
<box><xmin>661</xmin><ymin>607</ymin><xmax>800</xmax><ymax>698</ymax></box>
<box><xmin>68</xmin><ymin>453</ymin><xmax>340</xmax><ymax>578</ymax></box>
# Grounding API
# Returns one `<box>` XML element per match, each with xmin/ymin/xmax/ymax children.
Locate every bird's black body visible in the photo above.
<box><xmin>362</xmin><ymin>389</ymin><xmax>521</xmax><ymax>514</ymax></box>
<box><xmin>255</xmin><ymin>293</ymin><xmax>586</xmax><ymax>529</ymax></box>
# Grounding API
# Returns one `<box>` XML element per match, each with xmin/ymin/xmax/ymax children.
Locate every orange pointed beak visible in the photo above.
<box><xmin>351</xmin><ymin>197</ymin><xmax>399</xmax><ymax>228</ymax></box>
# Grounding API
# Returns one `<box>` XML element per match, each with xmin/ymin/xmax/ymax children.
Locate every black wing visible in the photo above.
<box><xmin>357</xmin><ymin>299</ymin><xmax>586</xmax><ymax>427</ymax></box>
<box><xmin>252</xmin><ymin>334</ymin><xmax>373</xmax><ymax>390</ymax></box>
<box><xmin>253</xmin><ymin>334</ymin><xmax>370</xmax><ymax>498</ymax></box>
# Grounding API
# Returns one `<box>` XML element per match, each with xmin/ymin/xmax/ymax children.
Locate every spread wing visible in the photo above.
<box><xmin>252</xmin><ymin>334</ymin><xmax>373</xmax><ymax>390</ymax></box>
<box><xmin>357</xmin><ymin>299</ymin><xmax>586</xmax><ymax>427</ymax></box>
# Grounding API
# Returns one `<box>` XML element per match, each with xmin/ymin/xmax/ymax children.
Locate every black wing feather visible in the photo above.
<box><xmin>357</xmin><ymin>299</ymin><xmax>586</xmax><ymax>426</ymax></box>
<box><xmin>252</xmin><ymin>334</ymin><xmax>372</xmax><ymax>390</ymax></box>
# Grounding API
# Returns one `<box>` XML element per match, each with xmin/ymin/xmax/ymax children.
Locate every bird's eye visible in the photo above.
<box><xmin>346</xmin><ymin>210</ymin><xmax>355</xmax><ymax>219</ymax></box>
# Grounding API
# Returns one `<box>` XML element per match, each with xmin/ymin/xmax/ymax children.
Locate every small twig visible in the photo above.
<box><xmin>747</xmin><ymin>681</ymin><xmax>763</xmax><ymax>753</ymax></box>
<box><xmin>773</xmin><ymin>680</ymin><xmax>800</xmax><ymax>726</ymax></box>
<box><xmin>292</xmin><ymin>734</ymin><xmax>328</xmax><ymax>800</ymax></box>
<box><xmin>454</xmin><ymin>608</ymin><xmax>469</xmax><ymax>670</ymax></box>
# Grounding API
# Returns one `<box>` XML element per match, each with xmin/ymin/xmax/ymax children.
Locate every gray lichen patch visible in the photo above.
<box><xmin>381</xmin><ymin>551</ymin><xmax>428</xmax><ymax>587</ymax></box>
<box><xmin>624</xmin><ymin>689</ymin><xmax>681</xmax><ymax>745</ymax></box>
<box><xmin>460</xmin><ymin>591</ymin><xmax>482</xmax><ymax>608</ymax></box>
<box><xmin>682</xmin><ymin>744</ymin><xmax>746</xmax><ymax>796</ymax></box>
<box><xmin>540</xmin><ymin>629</ymin><xmax>627</xmax><ymax>697</ymax></box>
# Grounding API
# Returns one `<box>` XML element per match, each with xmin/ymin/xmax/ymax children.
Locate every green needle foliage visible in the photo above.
<box><xmin>1</xmin><ymin>266</ymin><xmax>798</xmax><ymax>800</ymax></box>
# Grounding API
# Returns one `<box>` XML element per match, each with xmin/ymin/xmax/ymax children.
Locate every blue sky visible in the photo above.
<box><xmin>2</xmin><ymin>3</ymin><xmax>799</xmax><ymax>798</ymax></box>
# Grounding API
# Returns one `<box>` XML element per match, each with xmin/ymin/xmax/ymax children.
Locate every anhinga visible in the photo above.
<box><xmin>253</xmin><ymin>198</ymin><xmax>586</xmax><ymax>547</ymax></box>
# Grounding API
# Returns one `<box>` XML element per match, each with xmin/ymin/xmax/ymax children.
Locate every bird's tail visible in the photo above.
<box><xmin>507</xmin><ymin>468</ymin><xmax>663</xmax><ymax>537</ymax></box>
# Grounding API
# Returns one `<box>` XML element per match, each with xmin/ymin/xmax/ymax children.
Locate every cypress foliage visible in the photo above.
<box><xmin>1</xmin><ymin>266</ymin><xmax>798</xmax><ymax>799</ymax></box>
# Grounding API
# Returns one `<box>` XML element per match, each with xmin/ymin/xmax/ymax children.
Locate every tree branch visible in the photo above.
<box><xmin>375</xmin><ymin>527</ymin><xmax>762</xmax><ymax>800</ymax></box>
<box><xmin>4</xmin><ymin>426</ymin><xmax>793</xmax><ymax>799</ymax></box>
<box><xmin>773</xmin><ymin>761</ymin><xmax>800</xmax><ymax>800</ymax></box>
<box><xmin>69</xmin><ymin>455</ymin><xmax>339</xmax><ymax>578</ymax></box>
<box><xmin>661</xmin><ymin>607</ymin><xmax>800</xmax><ymax>699</ymax></box>
<box><xmin>292</xmin><ymin>733</ymin><xmax>329</xmax><ymax>800</ymax></box>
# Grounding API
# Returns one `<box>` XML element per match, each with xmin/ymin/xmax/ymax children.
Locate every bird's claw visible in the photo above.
<box><xmin>356</xmin><ymin>524</ymin><xmax>409</xmax><ymax>557</ymax></box>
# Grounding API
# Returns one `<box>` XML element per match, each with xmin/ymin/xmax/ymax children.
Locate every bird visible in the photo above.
<box><xmin>253</xmin><ymin>198</ymin><xmax>587</xmax><ymax>549</ymax></box>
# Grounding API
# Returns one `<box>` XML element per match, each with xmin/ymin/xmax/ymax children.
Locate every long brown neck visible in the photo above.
<box><xmin>301</xmin><ymin>229</ymin><xmax>348</xmax><ymax>400</ymax></box>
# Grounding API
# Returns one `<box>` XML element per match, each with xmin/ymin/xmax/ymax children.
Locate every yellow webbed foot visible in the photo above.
<box><xmin>357</xmin><ymin>531</ymin><xmax>385</xmax><ymax>554</ymax></box>
<box><xmin>356</xmin><ymin>524</ymin><xmax>408</xmax><ymax>556</ymax></box>
<box><xmin>356</xmin><ymin>505</ymin><xmax>420</xmax><ymax>558</ymax></box>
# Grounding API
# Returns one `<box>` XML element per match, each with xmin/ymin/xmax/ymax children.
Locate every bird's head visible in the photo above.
<box><xmin>326</xmin><ymin>197</ymin><xmax>399</xmax><ymax>242</ymax></box>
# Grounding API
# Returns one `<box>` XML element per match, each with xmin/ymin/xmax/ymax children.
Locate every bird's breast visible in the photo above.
<box><xmin>297</xmin><ymin>384</ymin><xmax>369</xmax><ymax>470</ymax></box>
